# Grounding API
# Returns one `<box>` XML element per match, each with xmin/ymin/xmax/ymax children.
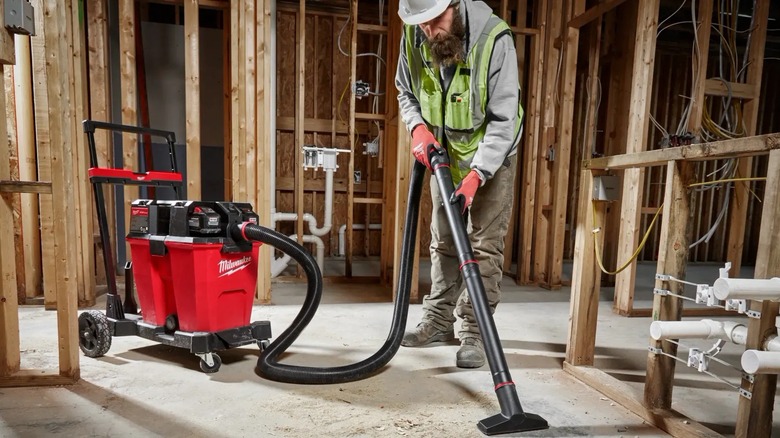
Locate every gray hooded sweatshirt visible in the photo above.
<box><xmin>395</xmin><ymin>0</ymin><xmax>521</xmax><ymax>182</ymax></box>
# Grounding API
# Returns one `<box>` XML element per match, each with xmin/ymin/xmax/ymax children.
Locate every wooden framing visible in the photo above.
<box><xmin>546</xmin><ymin>0</ymin><xmax>585</xmax><ymax>289</ymax></box>
<box><xmin>568</xmin><ymin>135</ymin><xmax>780</xmax><ymax>436</ymax></box>
<box><xmin>725</xmin><ymin>0</ymin><xmax>770</xmax><ymax>278</ymax></box>
<box><xmin>86</xmin><ymin>0</ymin><xmax>115</xmax><ymax>287</ymax></box>
<box><xmin>30</xmin><ymin>0</ymin><xmax>56</xmax><ymax>309</ymax></box>
<box><xmin>2</xmin><ymin>0</ymin><xmax>82</xmax><ymax>387</ymax></box>
<box><xmin>345</xmin><ymin>0</ymin><xmax>358</xmax><ymax>277</ymax></box>
<box><xmin>119</xmin><ymin>0</ymin><xmax>139</xmax><ymax>269</ymax></box>
<box><xmin>12</xmin><ymin>35</ymin><xmax>41</xmax><ymax>299</ymax></box>
<box><xmin>517</xmin><ymin>0</ymin><xmax>547</xmax><ymax>284</ymax></box>
<box><xmin>185</xmin><ymin>0</ymin><xmax>202</xmax><ymax>200</ymax></box>
<box><xmin>611</xmin><ymin>0</ymin><xmax>659</xmax><ymax>314</ymax></box>
<box><xmin>735</xmin><ymin>150</ymin><xmax>780</xmax><ymax>437</ymax></box>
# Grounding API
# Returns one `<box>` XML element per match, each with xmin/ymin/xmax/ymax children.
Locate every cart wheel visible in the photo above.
<box><xmin>258</xmin><ymin>340</ymin><xmax>270</xmax><ymax>352</ymax></box>
<box><xmin>199</xmin><ymin>354</ymin><xmax>222</xmax><ymax>373</ymax></box>
<box><xmin>78</xmin><ymin>310</ymin><xmax>112</xmax><ymax>358</ymax></box>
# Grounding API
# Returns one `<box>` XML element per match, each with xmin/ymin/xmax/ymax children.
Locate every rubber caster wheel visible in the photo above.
<box><xmin>78</xmin><ymin>310</ymin><xmax>112</xmax><ymax>358</ymax></box>
<box><xmin>199</xmin><ymin>354</ymin><xmax>222</xmax><ymax>373</ymax></box>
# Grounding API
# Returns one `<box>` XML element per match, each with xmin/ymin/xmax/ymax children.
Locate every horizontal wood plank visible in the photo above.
<box><xmin>586</xmin><ymin>133</ymin><xmax>780</xmax><ymax>170</ymax></box>
<box><xmin>569</xmin><ymin>0</ymin><xmax>629</xmax><ymax>29</ymax></box>
<box><xmin>564</xmin><ymin>364</ymin><xmax>721</xmax><ymax>437</ymax></box>
<box><xmin>0</xmin><ymin>181</ymin><xmax>53</xmax><ymax>194</ymax></box>
<box><xmin>704</xmin><ymin>78</ymin><xmax>756</xmax><ymax>99</ymax></box>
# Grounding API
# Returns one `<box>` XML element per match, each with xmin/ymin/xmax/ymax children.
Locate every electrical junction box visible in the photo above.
<box><xmin>592</xmin><ymin>175</ymin><xmax>619</xmax><ymax>201</ymax></box>
<box><xmin>5</xmin><ymin>0</ymin><xmax>35</xmax><ymax>36</ymax></box>
<box><xmin>302</xmin><ymin>146</ymin><xmax>350</xmax><ymax>171</ymax></box>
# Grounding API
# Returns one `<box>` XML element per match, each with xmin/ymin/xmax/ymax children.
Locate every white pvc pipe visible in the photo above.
<box><xmin>273</xmin><ymin>212</ymin><xmax>298</xmax><ymax>223</ymax></box>
<box><xmin>271</xmin><ymin>234</ymin><xmax>325</xmax><ymax>278</ymax></box>
<box><xmin>713</xmin><ymin>277</ymin><xmax>780</xmax><ymax>301</ymax></box>
<box><xmin>766</xmin><ymin>335</ymin><xmax>780</xmax><ymax>352</ymax></box>
<box><xmin>742</xmin><ymin>350</ymin><xmax>780</xmax><ymax>374</ymax></box>
<box><xmin>338</xmin><ymin>223</ymin><xmax>382</xmax><ymax>256</ymax></box>
<box><xmin>302</xmin><ymin>169</ymin><xmax>334</xmax><ymax>236</ymax></box>
<box><xmin>273</xmin><ymin>170</ymin><xmax>334</xmax><ymax>237</ymax></box>
<box><xmin>650</xmin><ymin>319</ymin><xmax>747</xmax><ymax>344</ymax></box>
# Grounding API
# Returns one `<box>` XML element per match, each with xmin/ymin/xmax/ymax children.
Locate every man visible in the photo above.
<box><xmin>395</xmin><ymin>0</ymin><xmax>523</xmax><ymax>368</ymax></box>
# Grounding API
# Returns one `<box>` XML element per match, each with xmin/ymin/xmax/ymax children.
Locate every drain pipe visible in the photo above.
<box><xmin>713</xmin><ymin>277</ymin><xmax>780</xmax><ymax>301</ymax></box>
<box><xmin>742</xmin><ymin>316</ymin><xmax>780</xmax><ymax>374</ymax></box>
<box><xmin>302</xmin><ymin>168</ymin><xmax>334</xmax><ymax>236</ymax></box>
<box><xmin>271</xmin><ymin>234</ymin><xmax>325</xmax><ymax>277</ymax></box>
<box><xmin>649</xmin><ymin>319</ymin><xmax>748</xmax><ymax>344</ymax></box>
<box><xmin>338</xmin><ymin>223</ymin><xmax>382</xmax><ymax>256</ymax></box>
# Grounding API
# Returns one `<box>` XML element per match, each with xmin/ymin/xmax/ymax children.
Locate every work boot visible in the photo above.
<box><xmin>401</xmin><ymin>322</ymin><xmax>454</xmax><ymax>347</ymax></box>
<box><xmin>456</xmin><ymin>337</ymin><xmax>485</xmax><ymax>368</ymax></box>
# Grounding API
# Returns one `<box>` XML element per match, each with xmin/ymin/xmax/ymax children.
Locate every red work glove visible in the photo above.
<box><xmin>452</xmin><ymin>170</ymin><xmax>482</xmax><ymax>213</ymax></box>
<box><xmin>411</xmin><ymin>124</ymin><xmax>440</xmax><ymax>170</ymax></box>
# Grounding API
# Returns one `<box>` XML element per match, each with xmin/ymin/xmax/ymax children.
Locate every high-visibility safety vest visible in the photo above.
<box><xmin>404</xmin><ymin>16</ymin><xmax>523</xmax><ymax>183</ymax></box>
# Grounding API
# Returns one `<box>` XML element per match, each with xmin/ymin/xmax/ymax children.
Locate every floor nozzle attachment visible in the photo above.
<box><xmin>477</xmin><ymin>412</ymin><xmax>549</xmax><ymax>436</ymax></box>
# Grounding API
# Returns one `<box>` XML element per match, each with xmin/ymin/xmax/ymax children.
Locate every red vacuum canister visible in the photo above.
<box><xmin>127</xmin><ymin>200</ymin><xmax>261</xmax><ymax>333</ymax></box>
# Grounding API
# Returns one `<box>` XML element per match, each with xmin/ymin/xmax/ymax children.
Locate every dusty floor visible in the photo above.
<box><xmin>1</xmin><ymin>261</ymin><xmax>777</xmax><ymax>437</ymax></box>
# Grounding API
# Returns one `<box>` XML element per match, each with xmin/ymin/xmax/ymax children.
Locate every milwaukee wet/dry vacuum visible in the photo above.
<box><xmin>77</xmin><ymin>120</ymin><xmax>548</xmax><ymax>435</ymax></box>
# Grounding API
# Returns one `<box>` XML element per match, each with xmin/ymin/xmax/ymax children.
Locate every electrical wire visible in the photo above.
<box><xmin>591</xmin><ymin>201</ymin><xmax>664</xmax><ymax>276</ymax></box>
<box><xmin>687</xmin><ymin>176</ymin><xmax>767</xmax><ymax>188</ymax></box>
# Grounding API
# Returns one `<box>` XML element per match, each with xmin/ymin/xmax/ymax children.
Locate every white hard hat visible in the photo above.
<box><xmin>398</xmin><ymin>0</ymin><xmax>455</xmax><ymax>25</ymax></box>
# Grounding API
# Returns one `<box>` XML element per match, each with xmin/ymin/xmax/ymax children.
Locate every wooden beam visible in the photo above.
<box><xmin>243</xmin><ymin>0</ymin><xmax>256</xmax><ymax>217</ymax></box>
<box><xmin>502</xmin><ymin>0</ymin><xmax>527</xmax><ymax>275</ymax></box>
<box><xmin>531</xmin><ymin>0</ymin><xmax>562</xmax><ymax>285</ymax></box>
<box><xmin>67</xmin><ymin>0</ymin><xmax>95</xmax><ymax>306</ymax></box>
<box><xmin>736</xmin><ymin>149</ymin><xmax>780</xmax><ymax>437</ymax></box>
<box><xmin>185</xmin><ymin>0</ymin><xmax>202</xmax><ymax>199</ymax></box>
<box><xmin>44</xmin><ymin>0</ymin><xmax>80</xmax><ymax>381</ymax></box>
<box><xmin>256</xmin><ymin>0</ymin><xmax>272</xmax><ymax>302</ymax></box>
<box><xmin>644</xmin><ymin>160</ymin><xmax>694</xmax><ymax>409</ymax></box>
<box><xmin>12</xmin><ymin>35</ymin><xmax>40</xmax><ymax>298</ymax></box>
<box><xmin>703</xmin><ymin>78</ymin><xmax>756</xmax><ymax>100</ymax></box>
<box><xmin>564</xmin><ymin>364</ymin><xmax>721</xmax><ymax>437</ymax></box>
<box><xmin>276</xmin><ymin>116</ymin><xmax>370</xmax><ymax>134</ymax></box>
<box><xmin>568</xmin><ymin>0</ymin><xmax>629</xmax><ymax>29</ymax></box>
<box><xmin>0</xmin><ymin>181</ymin><xmax>52</xmax><ymax>194</ymax></box>
<box><xmin>346</xmin><ymin>0</ymin><xmax>358</xmax><ymax>277</ymax></box>
<box><xmin>510</xmin><ymin>27</ymin><xmax>539</xmax><ymax>36</ymax></box>
<box><xmin>230</xmin><ymin>0</ymin><xmax>243</xmax><ymax>202</ymax></box>
<box><xmin>86</xmin><ymin>0</ymin><xmax>115</xmax><ymax>288</ymax></box>
<box><xmin>382</xmin><ymin>0</ymin><xmax>401</xmax><ymax>287</ymax></box>
<box><xmin>612</xmin><ymin>0</ymin><xmax>659</xmax><ymax>316</ymax></box>
<box><xmin>586</xmin><ymin>133</ymin><xmax>780</xmax><ymax>169</ymax></box>
<box><xmin>566</xmin><ymin>172</ymin><xmax>606</xmax><ymax>365</ymax></box>
<box><xmin>0</xmin><ymin>370</ymin><xmax>78</xmax><ymax>387</ymax></box>
<box><xmin>30</xmin><ymin>0</ymin><xmax>55</xmax><ymax>309</ymax></box>
<box><xmin>0</xmin><ymin>68</ymin><xmax>21</xmax><ymax>377</ymax></box>
<box><xmin>686</xmin><ymin>0</ymin><xmax>713</xmax><ymax>133</ymax></box>
<box><xmin>356</xmin><ymin>23</ymin><xmax>387</xmax><ymax>34</ymax></box>
<box><xmin>151</xmin><ymin>0</ymin><xmax>227</xmax><ymax>9</ymax></box>
<box><xmin>726</xmin><ymin>0</ymin><xmax>770</xmax><ymax>278</ymax></box>
<box><xmin>547</xmin><ymin>0</ymin><xmax>585</xmax><ymax>289</ymax></box>
<box><xmin>119</xmin><ymin>0</ymin><xmax>138</xmax><ymax>266</ymax></box>
<box><xmin>4</xmin><ymin>64</ymin><xmax>25</xmax><ymax>303</ymax></box>
<box><xmin>222</xmin><ymin>6</ymin><xmax>231</xmax><ymax>200</ymax></box>
<box><xmin>276</xmin><ymin>176</ymin><xmax>382</xmax><ymax>193</ymax></box>
<box><xmin>295</xmin><ymin>0</ymin><xmax>305</xmax><ymax>255</ymax></box>
<box><xmin>517</xmin><ymin>0</ymin><xmax>546</xmax><ymax>284</ymax></box>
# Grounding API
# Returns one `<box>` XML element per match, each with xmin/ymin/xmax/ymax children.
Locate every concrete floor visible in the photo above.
<box><xmin>2</xmin><ymin>261</ymin><xmax>778</xmax><ymax>437</ymax></box>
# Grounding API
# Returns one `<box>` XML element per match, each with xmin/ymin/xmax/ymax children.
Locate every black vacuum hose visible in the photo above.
<box><xmin>231</xmin><ymin>161</ymin><xmax>426</xmax><ymax>384</ymax></box>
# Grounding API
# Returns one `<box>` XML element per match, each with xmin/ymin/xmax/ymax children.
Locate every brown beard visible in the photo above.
<box><xmin>426</xmin><ymin>8</ymin><xmax>466</xmax><ymax>67</ymax></box>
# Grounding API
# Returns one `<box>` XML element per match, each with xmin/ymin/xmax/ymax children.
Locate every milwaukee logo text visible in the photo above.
<box><xmin>218</xmin><ymin>256</ymin><xmax>253</xmax><ymax>277</ymax></box>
